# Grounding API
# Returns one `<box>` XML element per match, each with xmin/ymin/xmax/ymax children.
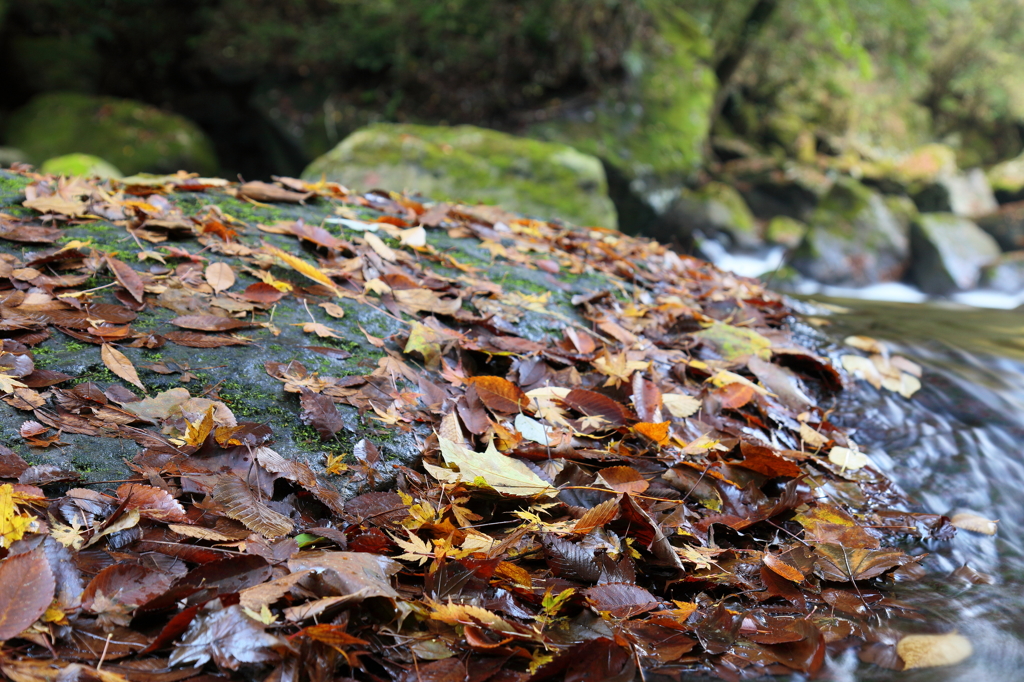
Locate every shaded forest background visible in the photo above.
<box><xmin>2</xmin><ymin>0</ymin><xmax>1023</xmax><ymax>180</ymax></box>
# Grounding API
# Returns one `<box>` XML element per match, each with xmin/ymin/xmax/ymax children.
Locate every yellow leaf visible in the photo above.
<box><xmin>0</xmin><ymin>373</ymin><xmax>28</xmax><ymax>394</ymax></box>
<box><xmin>389</xmin><ymin>531</ymin><xmax>434</xmax><ymax>565</ymax></box>
<box><xmin>184</xmin><ymin>405</ymin><xmax>215</xmax><ymax>447</ymax></box>
<box><xmin>828</xmin><ymin>446</ymin><xmax>870</xmax><ymax>471</ymax></box>
<box><xmin>262</xmin><ymin>241</ymin><xmax>340</xmax><ymax>295</ymax></box>
<box><xmin>0</xmin><ymin>483</ymin><xmax>37</xmax><ymax>548</ymax></box>
<box><xmin>592</xmin><ymin>350</ymin><xmax>649</xmax><ymax>388</ymax></box>
<box><xmin>662</xmin><ymin>393</ymin><xmax>700</xmax><ymax>418</ymax></box>
<box><xmin>363</xmin><ymin>232</ymin><xmax>397</xmax><ymax>262</ymax></box>
<box><xmin>325</xmin><ymin>453</ymin><xmax>349</xmax><ymax>476</ymax></box>
<box><xmin>949</xmin><ymin>511</ymin><xmax>998</xmax><ymax>535</ymax></box>
<box><xmin>399</xmin><ymin>226</ymin><xmax>426</xmax><ymax>247</ymax></box>
<box><xmin>101</xmin><ymin>344</ymin><xmax>145</xmax><ymax>390</ymax></box>
<box><xmin>427</xmin><ymin>436</ymin><xmax>556</xmax><ymax>497</ymax></box>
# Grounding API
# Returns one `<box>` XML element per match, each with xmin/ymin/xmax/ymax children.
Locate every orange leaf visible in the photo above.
<box><xmin>572</xmin><ymin>498</ymin><xmax>619</xmax><ymax>534</ymax></box>
<box><xmin>470</xmin><ymin>376</ymin><xmax>530</xmax><ymax>414</ymax></box>
<box><xmin>764</xmin><ymin>553</ymin><xmax>805</xmax><ymax>583</ymax></box>
<box><xmin>716</xmin><ymin>382</ymin><xmax>755</xmax><ymax>410</ymax></box>
<box><xmin>262</xmin><ymin>241</ymin><xmax>340</xmax><ymax>295</ymax></box>
<box><xmin>105</xmin><ymin>254</ymin><xmax>145</xmax><ymax>303</ymax></box>
<box><xmin>633</xmin><ymin>421</ymin><xmax>670</xmax><ymax>446</ymax></box>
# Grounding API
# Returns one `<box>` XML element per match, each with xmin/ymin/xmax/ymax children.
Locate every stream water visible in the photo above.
<box><xmin>790</xmin><ymin>296</ymin><xmax>1024</xmax><ymax>680</ymax></box>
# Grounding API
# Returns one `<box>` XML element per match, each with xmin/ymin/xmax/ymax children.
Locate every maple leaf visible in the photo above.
<box><xmin>50</xmin><ymin>519</ymin><xmax>86</xmax><ymax>550</ymax></box>
<box><xmin>389</xmin><ymin>531</ymin><xmax>434</xmax><ymax>565</ymax></box>
<box><xmin>425</xmin><ymin>436</ymin><xmax>556</xmax><ymax>497</ymax></box>
<box><xmin>324</xmin><ymin>453</ymin><xmax>349</xmax><ymax>476</ymax></box>
<box><xmin>592</xmin><ymin>351</ymin><xmax>649</xmax><ymax>387</ymax></box>
<box><xmin>0</xmin><ymin>483</ymin><xmax>38</xmax><ymax>548</ymax></box>
<box><xmin>676</xmin><ymin>544</ymin><xmax>726</xmax><ymax>571</ymax></box>
<box><xmin>0</xmin><ymin>373</ymin><xmax>27</xmax><ymax>394</ymax></box>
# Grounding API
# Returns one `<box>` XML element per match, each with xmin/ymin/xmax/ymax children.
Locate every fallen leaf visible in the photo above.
<box><xmin>471</xmin><ymin>376</ymin><xmax>530</xmax><ymax>413</ymax></box>
<box><xmin>263</xmin><ymin>241</ymin><xmax>340</xmax><ymax>295</ymax></box>
<box><xmin>427</xmin><ymin>436</ymin><xmax>556</xmax><ymax>497</ymax></box>
<box><xmin>949</xmin><ymin>512</ymin><xmax>998</xmax><ymax>535</ymax></box>
<box><xmin>205</xmin><ymin>262</ymin><xmax>236</xmax><ymax>292</ymax></box>
<box><xmin>897</xmin><ymin>632</ymin><xmax>972</xmax><ymax>669</ymax></box>
<box><xmin>828</xmin><ymin>446</ymin><xmax>870</xmax><ymax>471</ymax></box>
<box><xmin>662</xmin><ymin>393</ymin><xmax>701</xmax><ymax>418</ymax></box>
<box><xmin>101</xmin><ymin>344</ymin><xmax>144</xmax><ymax>390</ymax></box>
<box><xmin>105</xmin><ymin>254</ymin><xmax>146</xmax><ymax>303</ymax></box>
<box><xmin>0</xmin><ymin>551</ymin><xmax>55</xmax><ymax>640</ymax></box>
<box><xmin>212</xmin><ymin>475</ymin><xmax>294</xmax><ymax>539</ymax></box>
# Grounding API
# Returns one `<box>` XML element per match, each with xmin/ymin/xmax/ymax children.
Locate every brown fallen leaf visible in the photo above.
<box><xmin>470</xmin><ymin>375</ymin><xmax>530</xmax><ymax>414</ymax></box>
<box><xmin>0</xmin><ymin>550</ymin><xmax>55</xmax><ymax>640</ymax></box>
<box><xmin>106</xmin><ymin>254</ymin><xmax>146</xmax><ymax>303</ymax></box>
<box><xmin>239</xmin><ymin>181</ymin><xmax>314</xmax><ymax>203</ymax></box>
<box><xmin>101</xmin><ymin>344</ymin><xmax>145</xmax><ymax>390</ymax></box>
<box><xmin>205</xmin><ymin>262</ymin><xmax>236</xmax><ymax>293</ymax></box>
<box><xmin>212</xmin><ymin>475</ymin><xmax>294</xmax><ymax>539</ymax></box>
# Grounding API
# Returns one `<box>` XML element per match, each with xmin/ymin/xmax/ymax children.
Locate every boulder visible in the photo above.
<box><xmin>988</xmin><ymin>152</ymin><xmax>1024</xmax><ymax>203</ymax></box>
<box><xmin>912</xmin><ymin>168</ymin><xmax>998</xmax><ymax>218</ymax></box>
<box><xmin>4</xmin><ymin>92</ymin><xmax>218</xmax><ymax>175</ymax></box>
<box><xmin>40</xmin><ymin>153</ymin><xmax>122</xmax><ymax>179</ymax></box>
<box><xmin>528</xmin><ymin>4</ymin><xmax>715</xmax><ymax>234</ymax></box>
<box><xmin>910</xmin><ymin>213</ymin><xmax>1001</xmax><ymax>294</ymax></box>
<box><xmin>982</xmin><ymin>251</ymin><xmax>1024</xmax><ymax>293</ymax></box>
<box><xmin>976</xmin><ymin>201</ymin><xmax>1024</xmax><ymax>251</ymax></box>
<box><xmin>303</xmin><ymin>123</ymin><xmax>617</xmax><ymax>228</ymax></box>
<box><xmin>655</xmin><ymin>182</ymin><xmax>759</xmax><ymax>249</ymax></box>
<box><xmin>765</xmin><ymin>216</ymin><xmax>806</xmax><ymax>248</ymax></box>
<box><xmin>735</xmin><ymin>163</ymin><xmax>832</xmax><ymax>223</ymax></box>
<box><xmin>791</xmin><ymin>178</ymin><xmax>909</xmax><ymax>286</ymax></box>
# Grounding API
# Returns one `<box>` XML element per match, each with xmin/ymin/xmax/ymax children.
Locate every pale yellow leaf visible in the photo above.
<box><xmin>205</xmin><ymin>262</ymin><xmax>236</xmax><ymax>293</ymax></box>
<box><xmin>897</xmin><ymin>632</ymin><xmax>972</xmax><ymax>669</ymax></box>
<box><xmin>662</xmin><ymin>393</ymin><xmax>701</xmax><ymax>418</ymax></box>
<box><xmin>430</xmin><ymin>436</ymin><xmax>556</xmax><ymax>497</ymax></box>
<box><xmin>364</xmin><ymin>232</ymin><xmax>397</xmax><ymax>262</ymax></box>
<box><xmin>949</xmin><ymin>512</ymin><xmax>998</xmax><ymax>535</ymax></box>
<box><xmin>827</xmin><ymin>446</ymin><xmax>870</xmax><ymax>471</ymax></box>
<box><xmin>399</xmin><ymin>226</ymin><xmax>427</xmax><ymax>247</ymax></box>
<box><xmin>318</xmin><ymin>302</ymin><xmax>345</xmax><ymax>319</ymax></box>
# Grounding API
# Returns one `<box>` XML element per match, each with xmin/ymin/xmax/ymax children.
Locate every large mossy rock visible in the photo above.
<box><xmin>40</xmin><ymin>153</ymin><xmax>122</xmax><ymax>179</ymax></box>
<box><xmin>528</xmin><ymin>5</ymin><xmax>715</xmax><ymax>233</ymax></box>
<box><xmin>655</xmin><ymin>181</ymin><xmax>759</xmax><ymax>249</ymax></box>
<box><xmin>911</xmin><ymin>168</ymin><xmax>998</xmax><ymax>218</ymax></box>
<box><xmin>303</xmin><ymin>124</ymin><xmax>616</xmax><ymax>229</ymax></box>
<box><xmin>910</xmin><ymin>213</ymin><xmax>1001</xmax><ymax>294</ymax></box>
<box><xmin>0</xmin><ymin>169</ymin><xmax>622</xmax><ymax>490</ymax></box>
<box><xmin>791</xmin><ymin>178</ymin><xmax>909</xmax><ymax>286</ymax></box>
<box><xmin>976</xmin><ymin>201</ymin><xmax>1024</xmax><ymax>251</ymax></box>
<box><xmin>4</xmin><ymin>93</ymin><xmax>218</xmax><ymax>175</ymax></box>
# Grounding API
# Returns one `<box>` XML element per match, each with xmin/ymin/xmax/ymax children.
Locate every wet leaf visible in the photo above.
<box><xmin>828</xmin><ymin>446</ymin><xmax>870</xmax><ymax>471</ymax></box>
<box><xmin>562</xmin><ymin>388</ymin><xmax>632</xmax><ymax>428</ymax></box>
<box><xmin>949</xmin><ymin>511</ymin><xmax>998</xmax><ymax>535</ymax></box>
<box><xmin>0</xmin><ymin>550</ymin><xmax>55</xmax><ymax>640</ymax></box>
<box><xmin>633</xmin><ymin>421</ymin><xmax>670</xmax><ymax>446</ymax></box>
<box><xmin>116</xmin><ymin>483</ymin><xmax>187</xmax><ymax>522</ymax></box>
<box><xmin>100</xmin><ymin>344</ymin><xmax>144</xmax><ymax>390</ymax></box>
<box><xmin>212</xmin><ymin>475</ymin><xmax>294</xmax><ymax>539</ymax></box>
<box><xmin>298</xmin><ymin>388</ymin><xmax>344</xmax><ymax>439</ymax></box>
<box><xmin>169</xmin><ymin>604</ymin><xmax>284</xmax><ymax>670</ymax></box>
<box><xmin>695</xmin><ymin>321</ymin><xmax>772</xmax><ymax>362</ymax></box>
<box><xmin>812</xmin><ymin>544</ymin><xmax>907</xmax><ymax>581</ymax></box>
<box><xmin>164</xmin><ymin>331</ymin><xmax>251</xmax><ymax>348</ymax></box>
<box><xmin>764</xmin><ymin>553</ymin><xmax>805</xmax><ymax>582</ymax></box>
<box><xmin>170</xmin><ymin>315</ymin><xmax>254</xmax><ymax>332</ymax></box>
<box><xmin>897</xmin><ymin>632</ymin><xmax>972</xmax><ymax>669</ymax></box>
<box><xmin>598</xmin><ymin>466</ymin><xmax>649</xmax><ymax>494</ymax></box>
<box><xmin>584</xmin><ymin>583</ymin><xmax>660</xmax><ymax>618</ymax></box>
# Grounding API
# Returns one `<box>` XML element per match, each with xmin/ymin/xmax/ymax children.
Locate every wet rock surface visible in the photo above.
<box><xmin>910</xmin><ymin>213</ymin><xmax>1001</xmax><ymax>294</ymax></box>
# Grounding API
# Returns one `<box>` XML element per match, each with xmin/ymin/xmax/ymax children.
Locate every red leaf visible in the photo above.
<box><xmin>81</xmin><ymin>563</ymin><xmax>173</xmax><ymax>611</ymax></box>
<box><xmin>298</xmin><ymin>388</ymin><xmax>344</xmax><ymax>439</ymax></box>
<box><xmin>584</xmin><ymin>582</ymin><xmax>660</xmax><ymax>618</ymax></box>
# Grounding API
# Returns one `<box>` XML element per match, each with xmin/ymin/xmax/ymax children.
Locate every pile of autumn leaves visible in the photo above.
<box><xmin>0</xmin><ymin>168</ymin><xmax>977</xmax><ymax>681</ymax></box>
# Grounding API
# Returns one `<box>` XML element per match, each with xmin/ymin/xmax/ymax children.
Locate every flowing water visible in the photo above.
<box><xmin>791</xmin><ymin>296</ymin><xmax>1024</xmax><ymax>680</ymax></box>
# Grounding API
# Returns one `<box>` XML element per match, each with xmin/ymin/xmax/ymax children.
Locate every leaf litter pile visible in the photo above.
<box><xmin>0</xmin><ymin>167</ymin><xmax>983</xmax><ymax>681</ymax></box>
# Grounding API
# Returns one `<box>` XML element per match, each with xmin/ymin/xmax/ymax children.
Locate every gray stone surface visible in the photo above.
<box><xmin>910</xmin><ymin>213</ymin><xmax>1001</xmax><ymax>294</ymax></box>
<box><xmin>791</xmin><ymin>178</ymin><xmax>910</xmax><ymax>286</ymax></box>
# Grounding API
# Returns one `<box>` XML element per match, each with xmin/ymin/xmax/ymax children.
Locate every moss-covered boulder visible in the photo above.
<box><xmin>40</xmin><ymin>153</ymin><xmax>122</xmax><ymax>179</ymax></box>
<box><xmin>912</xmin><ymin>168</ymin><xmax>998</xmax><ymax>218</ymax></box>
<box><xmin>303</xmin><ymin>123</ymin><xmax>616</xmax><ymax>228</ymax></box>
<box><xmin>988</xmin><ymin>152</ymin><xmax>1024</xmax><ymax>203</ymax></box>
<box><xmin>791</xmin><ymin>178</ymin><xmax>909</xmax><ymax>286</ymax></box>
<box><xmin>910</xmin><ymin>213</ymin><xmax>1001</xmax><ymax>294</ymax></box>
<box><xmin>765</xmin><ymin>215</ymin><xmax>806</xmax><ymax>248</ymax></box>
<box><xmin>528</xmin><ymin>5</ymin><xmax>715</xmax><ymax>232</ymax></box>
<box><xmin>656</xmin><ymin>181</ymin><xmax>759</xmax><ymax>249</ymax></box>
<box><xmin>4</xmin><ymin>93</ymin><xmax>218</xmax><ymax>175</ymax></box>
<box><xmin>0</xmin><ymin>168</ymin><xmax>624</xmax><ymax>487</ymax></box>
